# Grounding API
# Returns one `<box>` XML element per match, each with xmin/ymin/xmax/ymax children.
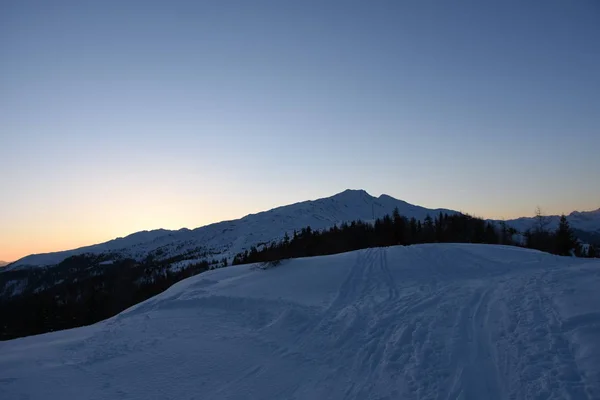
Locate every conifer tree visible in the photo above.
<box><xmin>423</xmin><ymin>215</ymin><xmax>435</xmax><ymax>242</ymax></box>
<box><xmin>283</xmin><ymin>232</ymin><xmax>290</xmax><ymax>247</ymax></box>
<box><xmin>555</xmin><ymin>215</ymin><xmax>578</xmax><ymax>256</ymax></box>
<box><xmin>588</xmin><ymin>244</ymin><xmax>597</xmax><ymax>258</ymax></box>
<box><xmin>392</xmin><ymin>208</ymin><xmax>407</xmax><ymax>245</ymax></box>
<box><xmin>409</xmin><ymin>218</ymin><xmax>418</xmax><ymax>243</ymax></box>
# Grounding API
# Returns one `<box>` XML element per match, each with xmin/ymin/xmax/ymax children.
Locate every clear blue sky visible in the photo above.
<box><xmin>1</xmin><ymin>0</ymin><xmax>599</xmax><ymax>261</ymax></box>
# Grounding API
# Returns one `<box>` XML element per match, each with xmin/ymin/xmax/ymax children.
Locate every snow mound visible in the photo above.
<box><xmin>2</xmin><ymin>244</ymin><xmax>600</xmax><ymax>399</ymax></box>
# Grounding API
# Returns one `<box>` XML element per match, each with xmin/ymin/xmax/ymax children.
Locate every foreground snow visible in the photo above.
<box><xmin>2</xmin><ymin>244</ymin><xmax>600</xmax><ymax>399</ymax></box>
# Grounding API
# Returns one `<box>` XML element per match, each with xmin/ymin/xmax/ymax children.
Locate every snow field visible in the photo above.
<box><xmin>2</xmin><ymin>244</ymin><xmax>600</xmax><ymax>399</ymax></box>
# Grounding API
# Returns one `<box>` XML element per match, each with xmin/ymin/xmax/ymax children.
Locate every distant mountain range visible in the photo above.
<box><xmin>0</xmin><ymin>261</ymin><xmax>9</xmax><ymax>268</ymax></box>
<box><xmin>5</xmin><ymin>189</ymin><xmax>599</xmax><ymax>270</ymax></box>
<box><xmin>503</xmin><ymin>209</ymin><xmax>600</xmax><ymax>235</ymax></box>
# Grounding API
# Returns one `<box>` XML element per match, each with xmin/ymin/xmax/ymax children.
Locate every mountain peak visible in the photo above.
<box><xmin>569</xmin><ymin>208</ymin><xmax>600</xmax><ymax>217</ymax></box>
<box><xmin>329</xmin><ymin>189</ymin><xmax>377</xmax><ymax>206</ymax></box>
<box><xmin>334</xmin><ymin>189</ymin><xmax>372</xmax><ymax>197</ymax></box>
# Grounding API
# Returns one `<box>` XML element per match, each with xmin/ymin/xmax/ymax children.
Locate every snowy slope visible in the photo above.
<box><xmin>9</xmin><ymin>229</ymin><xmax>175</xmax><ymax>268</ymax></box>
<box><xmin>2</xmin><ymin>244</ymin><xmax>600</xmax><ymax>400</ymax></box>
<box><xmin>8</xmin><ymin>189</ymin><xmax>457</xmax><ymax>269</ymax></box>
<box><xmin>504</xmin><ymin>208</ymin><xmax>600</xmax><ymax>234</ymax></box>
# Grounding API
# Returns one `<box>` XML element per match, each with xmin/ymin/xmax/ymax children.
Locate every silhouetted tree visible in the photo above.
<box><xmin>588</xmin><ymin>244</ymin><xmax>597</xmax><ymax>258</ymax></box>
<box><xmin>555</xmin><ymin>215</ymin><xmax>578</xmax><ymax>256</ymax></box>
<box><xmin>534</xmin><ymin>206</ymin><xmax>550</xmax><ymax>234</ymax></box>
<box><xmin>283</xmin><ymin>232</ymin><xmax>290</xmax><ymax>247</ymax></box>
<box><xmin>392</xmin><ymin>208</ymin><xmax>407</xmax><ymax>245</ymax></box>
<box><xmin>423</xmin><ymin>215</ymin><xmax>435</xmax><ymax>243</ymax></box>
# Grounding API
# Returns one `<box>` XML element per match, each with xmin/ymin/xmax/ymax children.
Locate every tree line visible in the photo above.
<box><xmin>232</xmin><ymin>209</ymin><xmax>597</xmax><ymax>265</ymax></box>
<box><xmin>0</xmin><ymin>254</ymin><xmax>214</xmax><ymax>340</ymax></box>
<box><xmin>524</xmin><ymin>211</ymin><xmax>595</xmax><ymax>257</ymax></box>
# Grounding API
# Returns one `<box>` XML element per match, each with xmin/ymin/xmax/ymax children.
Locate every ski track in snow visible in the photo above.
<box><xmin>2</xmin><ymin>244</ymin><xmax>600</xmax><ymax>400</ymax></box>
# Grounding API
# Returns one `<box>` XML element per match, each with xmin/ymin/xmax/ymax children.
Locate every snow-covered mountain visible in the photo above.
<box><xmin>503</xmin><ymin>208</ymin><xmax>600</xmax><ymax>234</ymax></box>
<box><xmin>7</xmin><ymin>189</ymin><xmax>599</xmax><ymax>271</ymax></box>
<box><xmin>7</xmin><ymin>189</ymin><xmax>457</xmax><ymax>270</ymax></box>
<box><xmin>3</xmin><ymin>244</ymin><xmax>600</xmax><ymax>399</ymax></box>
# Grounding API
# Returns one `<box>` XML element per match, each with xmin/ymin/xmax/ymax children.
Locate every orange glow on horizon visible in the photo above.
<box><xmin>2</xmin><ymin>192</ymin><xmax>597</xmax><ymax>263</ymax></box>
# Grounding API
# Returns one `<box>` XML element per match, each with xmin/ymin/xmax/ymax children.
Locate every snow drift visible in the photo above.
<box><xmin>2</xmin><ymin>244</ymin><xmax>600</xmax><ymax>399</ymax></box>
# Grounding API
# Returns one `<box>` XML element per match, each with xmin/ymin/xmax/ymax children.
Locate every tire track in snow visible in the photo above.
<box><xmin>444</xmin><ymin>283</ymin><xmax>502</xmax><ymax>400</ymax></box>
<box><xmin>270</xmin><ymin>248</ymin><xmax>387</xmax><ymax>362</ymax></box>
<box><xmin>495</xmin><ymin>271</ymin><xmax>593</xmax><ymax>400</ymax></box>
<box><xmin>200</xmin><ymin>246</ymin><xmax>597</xmax><ymax>400</ymax></box>
<box><xmin>379</xmin><ymin>246</ymin><xmax>399</xmax><ymax>300</ymax></box>
<box><xmin>356</xmin><ymin>248</ymin><xmax>455</xmax><ymax>399</ymax></box>
<box><xmin>294</xmin><ymin>247</ymin><xmax>440</xmax><ymax>398</ymax></box>
<box><xmin>537</xmin><ymin>272</ymin><xmax>592</xmax><ymax>400</ymax></box>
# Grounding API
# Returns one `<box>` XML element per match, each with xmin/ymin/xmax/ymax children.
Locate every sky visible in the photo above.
<box><xmin>1</xmin><ymin>0</ymin><xmax>599</xmax><ymax>262</ymax></box>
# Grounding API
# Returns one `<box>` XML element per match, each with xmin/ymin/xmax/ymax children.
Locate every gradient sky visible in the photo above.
<box><xmin>1</xmin><ymin>0</ymin><xmax>599</xmax><ymax>262</ymax></box>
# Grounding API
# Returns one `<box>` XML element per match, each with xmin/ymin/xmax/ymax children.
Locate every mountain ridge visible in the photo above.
<box><xmin>504</xmin><ymin>207</ymin><xmax>600</xmax><ymax>234</ymax></box>
<box><xmin>6</xmin><ymin>189</ymin><xmax>599</xmax><ymax>270</ymax></box>
<box><xmin>6</xmin><ymin>189</ymin><xmax>457</xmax><ymax>269</ymax></box>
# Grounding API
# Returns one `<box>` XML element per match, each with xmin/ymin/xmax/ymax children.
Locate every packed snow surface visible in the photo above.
<box><xmin>2</xmin><ymin>244</ymin><xmax>600</xmax><ymax>400</ymax></box>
